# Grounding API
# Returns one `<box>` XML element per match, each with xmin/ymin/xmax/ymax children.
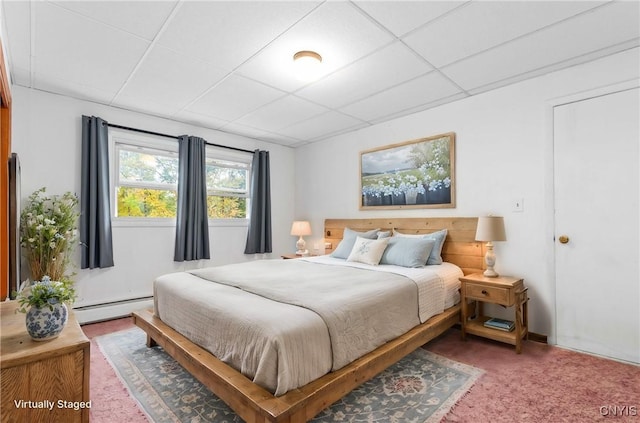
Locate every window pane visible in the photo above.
<box><xmin>206</xmin><ymin>159</ymin><xmax>248</xmax><ymax>194</ymax></box>
<box><xmin>117</xmin><ymin>187</ymin><xmax>177</xmax><ymax>217</ymax></box>
<box><xmin>207</xmin><ymin>195</ymin><xmax>247</xmax><ymax>219</ymax></box>
<box><xmin>119</xmin><ymin>148</ymin><xmax>178</xmax><ymax>186</ymax></box>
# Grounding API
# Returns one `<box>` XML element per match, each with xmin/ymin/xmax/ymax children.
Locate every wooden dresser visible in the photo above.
<box><xmin>0</xmin><ymin>301</ymin><xmax>90</xmax><ymax>423</ymax></box>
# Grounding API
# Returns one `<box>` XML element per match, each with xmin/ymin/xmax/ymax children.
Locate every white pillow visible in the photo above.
<box><xmin>331</xmin><ymin>228</ymin><xmax>380</xmax><ymax>259</ymax></box>
<box><xmin>347</xmin><ymin>237</ymin><xmax>389</xmax><ymax>266</ymax></box>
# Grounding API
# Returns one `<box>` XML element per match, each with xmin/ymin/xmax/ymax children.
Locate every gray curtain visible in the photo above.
<box><xmin>174</xmin><ymin>136</ymin><xmax>210</xmax><ymax>261</ymax></box>
<box><xmin>244</xmin><ymin>150</ymin><xmax>272</xmax><ymax>254</ymax></box>
<box><xmin>80</xmin><ymin>115</ymin><xmax>114</xmax><ymax>269</ymax></box>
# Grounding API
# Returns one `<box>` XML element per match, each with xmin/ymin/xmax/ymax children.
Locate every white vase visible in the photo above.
<box><xmin>25</xmin><ymin>303</ymin><xmax>68</xmax><ymax>341</ymax></box>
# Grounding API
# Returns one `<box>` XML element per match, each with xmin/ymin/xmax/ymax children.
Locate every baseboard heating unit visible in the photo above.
<box><xmin>74</xmin><ymin>296</ymin><xmax>154</xmax><ymax>324</ymax></box>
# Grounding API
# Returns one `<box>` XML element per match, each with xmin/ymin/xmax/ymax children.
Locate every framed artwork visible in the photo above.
<box><xmin>360</xmin><ymin>132</ymin><xmax>455</xmax><ymax>209</ymax></box>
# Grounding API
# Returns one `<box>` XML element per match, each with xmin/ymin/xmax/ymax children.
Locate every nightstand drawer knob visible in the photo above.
<box><xmin>482</xmin><ymin>290</ymin><xmax>488</xmax><ymax>295</ymax></box>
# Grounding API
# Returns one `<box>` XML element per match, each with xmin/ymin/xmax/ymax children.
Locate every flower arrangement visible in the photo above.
<box><xmin>20</xmin><ymin>187</ymin><xmax>79</xmax><ymax>283</ymax></box>
<box><xmin>16</xmin><ymin>276</ymin><xmax>76</xmax><ymax>313</ymax></box>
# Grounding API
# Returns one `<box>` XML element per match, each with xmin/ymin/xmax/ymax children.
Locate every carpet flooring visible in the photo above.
<box><xmin>96</xmin><ymin>327</ymin><xmax>482</xmax><ymax>422</ymax></box>
<box><xmin>83</xmin><ymin>318</ymin><xmax>640</xmax><ymax>422</ymax></box>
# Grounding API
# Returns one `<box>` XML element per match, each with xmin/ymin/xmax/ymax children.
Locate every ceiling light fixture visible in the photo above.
<box><xmin>293</xmin><ymin>50</ymin><xmax>322</xmax><ymax>82</ymax></box>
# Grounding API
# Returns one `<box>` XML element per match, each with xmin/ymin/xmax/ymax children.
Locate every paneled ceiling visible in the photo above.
<box><xmin>2</xmin><ymin>1</ymin><xmax>639</xmax><ymax>147</ymax></box>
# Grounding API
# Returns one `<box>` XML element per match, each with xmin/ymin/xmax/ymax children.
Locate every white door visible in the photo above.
<box><xmin>554</xmin><ymin>87</ymin><xmax>639</xmax><ymax>364</ymax></box>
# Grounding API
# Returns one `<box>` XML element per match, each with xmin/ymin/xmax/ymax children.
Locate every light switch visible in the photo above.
<box><xmin>513</xmin><ymin>198</ymin><xmax>524</xmax><ymax>212</ymax></box>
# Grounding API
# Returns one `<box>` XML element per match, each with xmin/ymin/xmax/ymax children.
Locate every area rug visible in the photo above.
<box><xmin>96</xmin><ymin>328</ymin><xmax>483</xmax><ymax>423</ymax></box>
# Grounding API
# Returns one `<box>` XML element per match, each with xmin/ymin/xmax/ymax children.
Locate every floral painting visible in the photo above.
<box><xmin>360</xmin><ymin>133</ymin><xmax>455</xmax><ymax>209</ymax></box>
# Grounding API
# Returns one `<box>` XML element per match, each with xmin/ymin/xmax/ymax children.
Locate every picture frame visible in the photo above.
<box><xmin>360</xmin><ymin>132</ymin><xmax>455</xmax><ymax>210</ymax></box>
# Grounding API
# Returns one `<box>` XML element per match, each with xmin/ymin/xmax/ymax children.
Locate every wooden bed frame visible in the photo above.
<box><xmin>132</xmin><ymin>217</ymin><xmax>484</xmax><ymax>423</ymax></box>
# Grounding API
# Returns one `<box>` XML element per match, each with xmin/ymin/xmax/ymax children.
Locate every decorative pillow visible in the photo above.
<box><xmin>380</xmin><ymin>237</ymin><xmax>435</xmax><ymax>268</ymax></box>
<box><xmin>331</xmin><ymin>228</ymin><xmax>380</xmax><ymax>259</ymax></box>
<box><xmin>392</xmin><ymin>228</ymin><xmax>448</xmax><ymax>265</ymax></box>
<box><xmin>347</xmin><ymin>237</ymin><xmax>389</xmax><ymax>266</ymax></box>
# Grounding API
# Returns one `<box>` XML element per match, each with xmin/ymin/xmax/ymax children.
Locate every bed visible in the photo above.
<box><xmin>133</xmin><ymin>217</ymin><xmax>485</xmax><ymax>422</ymax></box>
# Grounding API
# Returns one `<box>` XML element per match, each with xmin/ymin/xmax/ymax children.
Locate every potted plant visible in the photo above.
<box><xmin>17</xmin><ymin>187</ymin><xmax>79</xmax><ymax>340</ymax></box>
<box><xmin>16</xmin><ymin>276</ymin><xmax>76</xmax><ymax>341</ymax></box>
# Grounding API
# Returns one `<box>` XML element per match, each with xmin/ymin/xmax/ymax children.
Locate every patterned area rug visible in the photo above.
<box><xmin>97</xmin><ymin>328</ymin><xmax>483</xmax><ymax>423</ymax></box>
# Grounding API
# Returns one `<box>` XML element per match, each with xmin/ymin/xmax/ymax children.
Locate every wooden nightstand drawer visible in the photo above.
<box><xmin>465</xmin><ymin>283</ymin><xmax>509</xmax><ymax>304</ymax></box>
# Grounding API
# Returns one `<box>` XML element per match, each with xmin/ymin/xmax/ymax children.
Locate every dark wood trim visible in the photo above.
<box><xmin>527</xmin><ymin>332</ymin><xmax>548</xmax><ymax>344</ymax></box>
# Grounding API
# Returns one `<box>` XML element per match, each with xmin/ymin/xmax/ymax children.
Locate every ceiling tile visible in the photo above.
<box><xmin>114</xmin><ymin>45</ymin><xmax>228</xmax><ymax>110</ymax></box>
<box><xmin>236</xmin><ymin>1</ymin><xmax>395</xmax><ymax>92</ymax></box>
<box><xmin>112</xmin><ymin>94</ymin><xmax>183</xmax><ymax>119</ymax></box>
<box><xmin>220</xmin><ymin>122</ymin><xmax>300</xmax><ymax>146</ymax></box>
<box><xmin>2</xmin><ymin>0</ymin><xmax>31</xmax><ymax>80</ymax></box>
<box><xmin>157</xmin><ymin>1</ymin><xmax>320</xmax><ymax>71</ymax></box>
<box><xmin>236</xmin><ymin>95</ymin><xmax>329</xmax><ymax>132</ymax></box>
<box><xmin>340</xmin><ymin>72</ymin><xmax>462</xmax><ymax>122</ymax></box>
<box><xmin>51</xmin><ymin>1</ymin><xmax>178</xmax><ymax>41</ymax></box>
<box><xmin>187</xmin><ymin>74</ymin><xmax>286</xmax><ymax>122</ymax></box>
<box><xmin>370</xmin><ymin>92</ymin><xmax>469</xmax><ymax>125</ymax></box>
<box><xmin>276</xmin><ymin>111</ymin><xmax>366</xmax><ymax>141</ymax></box>
<box><xmin>33</xmin><ymin>2</ymin><xmax>150</xmax><ymax>93</ymax></box>
<box><xmin>33</xmin><ymin>73</ymin><xmax>118</xmax><ymax>104</ymax></box>
<box><xmin>173</xmin><ymin>110</ymin><xmax>229</xmax><ymax>130</ymax></box>
<box><xmin>404</xmin><ymin>0</ymin><xmax>607</xmax><ymax>67</ymax></box>
<box><xmin>442</xmin><ymin>1</ymin><xmax>640</xmax><ymax>91</ymax></box>
<box><xmin>354</xmin><ymin>1</ymin><xmax>465</xmax><ymax>37</ymax></box>
<box><xmin>296</xmin><ymin>41</ymin><xmax>432</xmax><ymax>108</ymax></box>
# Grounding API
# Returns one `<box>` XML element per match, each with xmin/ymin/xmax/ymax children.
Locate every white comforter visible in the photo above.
<box><xmin>154</xmin><ymin>257</ymin><xmax>461</xmax><ymax>396</ymax></box>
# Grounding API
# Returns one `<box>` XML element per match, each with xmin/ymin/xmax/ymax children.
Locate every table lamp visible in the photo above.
<box><xmin>475</xmin><ymin>216</ymin><xmax>507</xmax><ymax>277</ymax></box>
<box><xmin>290</xmin><ymin>221</ymin><xmax>312</xmax><ymax>256</ymax></box>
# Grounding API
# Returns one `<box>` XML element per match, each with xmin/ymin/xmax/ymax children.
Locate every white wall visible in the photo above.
<box><xmin>11</xmin><ymin>86</ymin><xmax>296</xmax><ymax>309</ymax></box>
<box><xmin>294</xmin><ymin>48</ymin><xmax>640</xmax><ymax>342</ymax></box>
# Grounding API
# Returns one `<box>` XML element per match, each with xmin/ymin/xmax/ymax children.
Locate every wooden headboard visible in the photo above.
<box><xmin>324</xmin><ymin>217</ymin><xmax>485</xmax><ymax>275</ymax></box>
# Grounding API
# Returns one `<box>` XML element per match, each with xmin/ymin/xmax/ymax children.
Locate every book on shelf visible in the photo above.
<box><xmin>484</xmin><ymin>317</ymin><xmax>515</xmax><ymax>332</ymax></box>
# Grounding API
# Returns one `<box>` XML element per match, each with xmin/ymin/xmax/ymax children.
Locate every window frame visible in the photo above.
<box><xmin>109</xmin><ymin>129</ymin><xmax>251</xmax><ymax>228</ymax></box>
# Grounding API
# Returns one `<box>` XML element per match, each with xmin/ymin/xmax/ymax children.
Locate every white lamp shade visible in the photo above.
<box><xmin>290</xmin><ymin>221</ymin><xmax>312</xmax><ymax>236</ymax></box>
<box><xmin>475</xmin><ymin>216</ymin><xmax>507</xmax><ymax>242</ymax></box>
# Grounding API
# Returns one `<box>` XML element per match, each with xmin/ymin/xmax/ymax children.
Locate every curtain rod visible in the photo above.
<box><xmin>106</xmin><ymin>123</ymin><xmax>255</xmax><ymax>154</ymax></box>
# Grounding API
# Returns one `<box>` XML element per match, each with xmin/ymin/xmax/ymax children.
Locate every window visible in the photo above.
<box><xmin>206</xmin><ymin>158</ymin><xmax>250</xmax><ymax>219</ymax></box>
<box><xmin>112</xmin><ymin>133</ymin><xmax>250</xmax><ymax>221</ymax></box>
<box><xmin>115</xmin><ymin>144</ymin><xmax>178</xmax><ymax>218</ymax></box>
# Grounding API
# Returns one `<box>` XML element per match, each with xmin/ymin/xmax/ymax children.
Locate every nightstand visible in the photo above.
<box><xmin>281</xmin><ymin>253</ymin><xmax>315</xmax><ymax>259</ymax></box>
<box><xmin>460</xmin><ymin>273</ymin><xmax>529</xmax><ymax>353</ymax></box>
<box><xmin>281</xmin><ymin>253</ymin><xmax>301</xmax><ymax>259</ymax></box>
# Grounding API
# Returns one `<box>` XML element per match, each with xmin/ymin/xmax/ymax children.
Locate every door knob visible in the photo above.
<box><xmin>558</xmin><ymin>235</ymin><xmax>570</xmax><ymax>244</ymax></box>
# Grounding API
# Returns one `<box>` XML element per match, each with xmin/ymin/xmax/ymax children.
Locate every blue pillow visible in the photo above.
<box><xmin>331</xmin><ymin>228</ymin><xmax>380</xmax><ymax>259</ymax></box>
<box><xmin>393</xmin><ymin>228</ymin><xmax>448</xmax><ymax>265</ymax></box>
<box><xmin>380</xmin><ymin>237</ymin><xmax>435</xmax><ymax>267</ymax></box>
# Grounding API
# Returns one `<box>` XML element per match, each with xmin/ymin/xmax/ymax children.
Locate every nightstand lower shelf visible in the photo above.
<box><xmin>465</xmin><ymin>316</ymin><xmax>528</xmax><ymax>347</ymax></box>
